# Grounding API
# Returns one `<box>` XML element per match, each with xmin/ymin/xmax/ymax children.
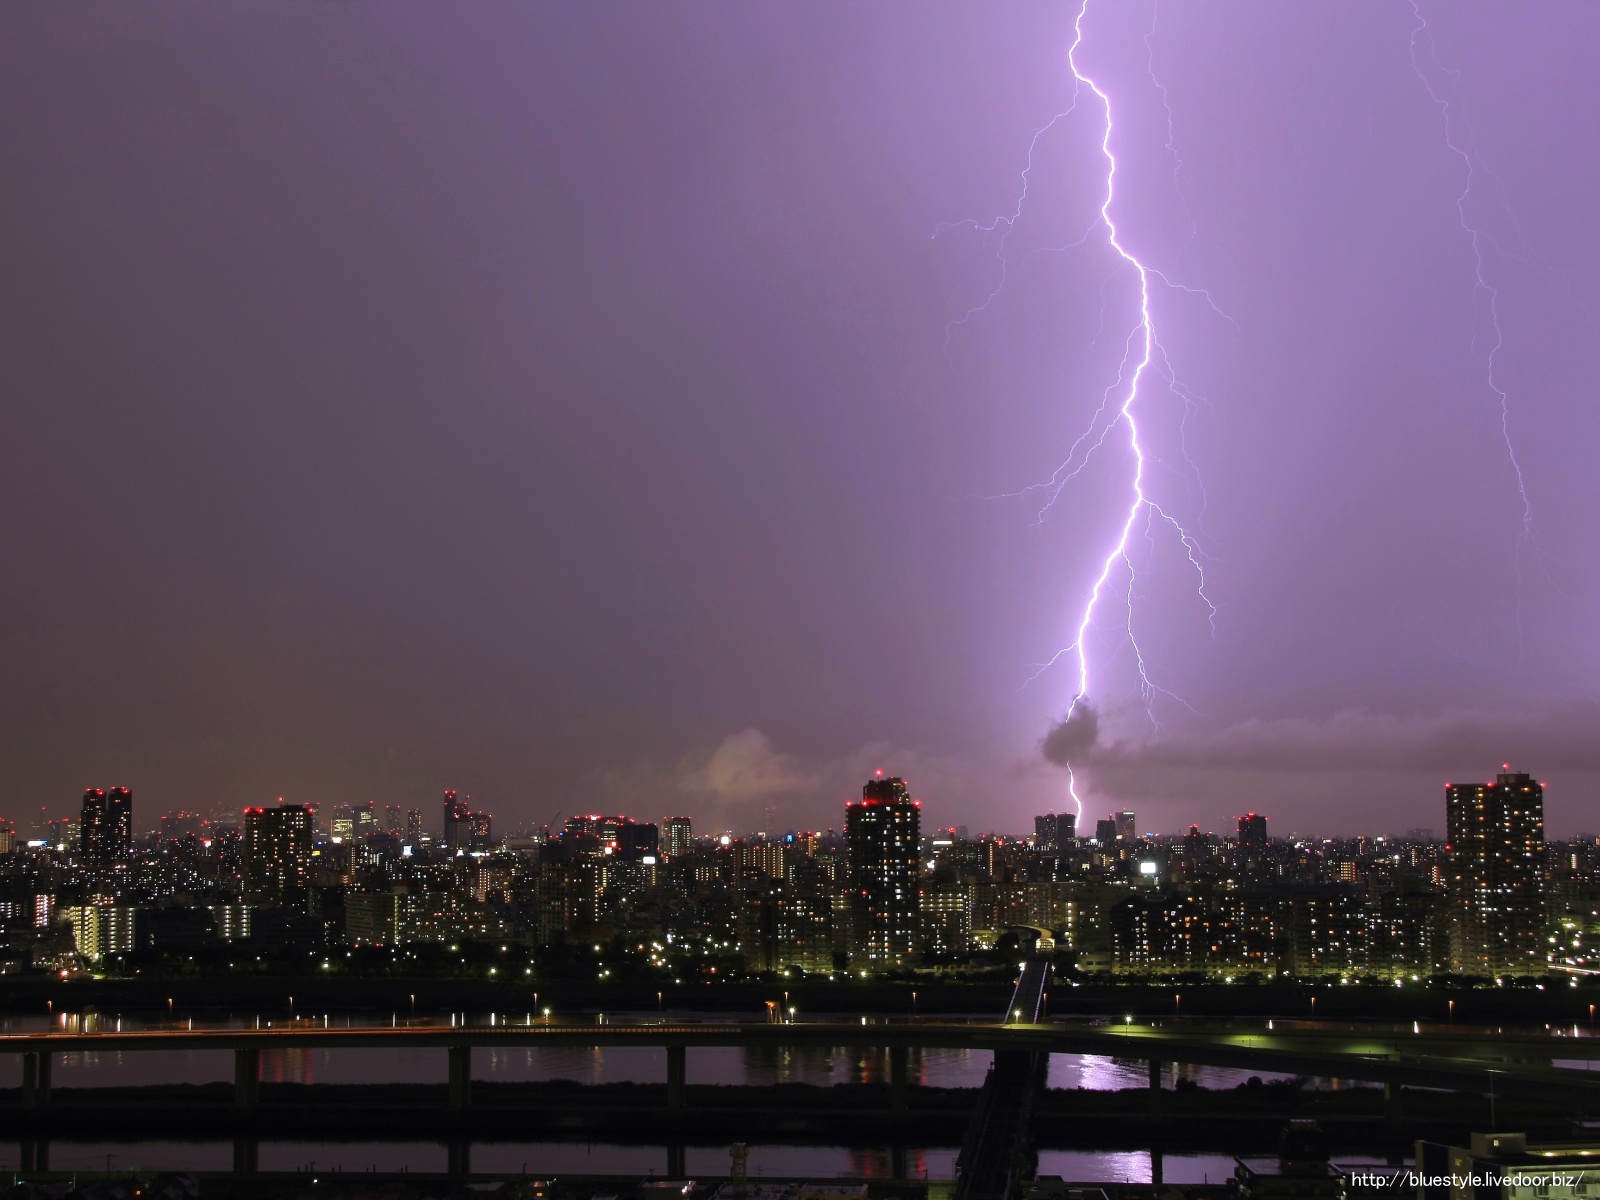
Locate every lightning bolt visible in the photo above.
<box><xmin>944</xmin><ymin>1</ymin><xmax>1225</xmax><ymax>823</ymax></box>
<box><xmin>1403</xmin><ymin>0</ymin><xmax>1593</xmax><ymax>640</ymax></box>
<box><xmin>1057</xmin><ymin>0</ymin><xmax>1228</xmax><ymax>825</ymax></box>
<box><xmin>1406</xmin><ymin>1</ymin><xmax>1533</xmax><ymax>545</ymax></box>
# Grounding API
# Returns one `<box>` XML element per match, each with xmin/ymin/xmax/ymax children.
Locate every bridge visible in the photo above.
<box><xmin>7</xmin><ymin>1008</ymin><xmax>1600</xmax><ymax>1184</ymax></box>
<box><xmin>5</xmin><ymin>1016</ymin><xmax>1600</xmax><ymax>1111</ymax></box>
<box><xmin>955</xmin><ymin>958</ymin><xmax>1054</xmax><ymax>1200</ymax></box>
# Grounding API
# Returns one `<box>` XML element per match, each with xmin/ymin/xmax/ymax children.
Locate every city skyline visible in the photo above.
<box><xmin>3</xmin><ymin>768</ymin><xmax>1583</xmax><ymax>984</ymax></box>
<box><xmin>2</xmin><ymin>761</ymin><xmax>1581</xmax><ymax>844</ymax></box>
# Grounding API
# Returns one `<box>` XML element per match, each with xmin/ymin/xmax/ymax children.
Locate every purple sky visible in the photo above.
<box><xmin>3</xmin><ymin>2</ymin><xmax>1598</xmax><ymax>838</ymax></box>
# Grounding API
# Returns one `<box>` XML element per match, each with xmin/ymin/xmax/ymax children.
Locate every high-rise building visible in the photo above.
<box><xmin>404</xmin><ymin>808</ymin><xmax>423</xmax><ymax>846</ymax></box>
<box><xmin>384</xmin><ymin>805</ymin><xmax>404</xmax><ymax>834</ymax></box>
<box><xmin>443</xmin><ymin>791</ymin><xmax>492</xmax><ymax>851</ymax></box>
<box><xmin>443</xmin><ymin>790</ymin><xmax>470</xmax><ymax>849</ymax></box>
<box><xmin>1446</xmin><ymin>769</ymin><xmax>1547</xmax><ymax>976</ymax></box>
<box><xmin>1094</xmin><ymin>819</ymin><xmax>1118</xmax><ymax>846</ymax></box>
<box><xmin>80</xmin><ymin>787</ymin><xmax>132</xmax><ymax>866</ymax></box>
<box><xmin>1114</xmin><ymin>810</ymin><xmax>1137</xmax><ymax>842</ymax></box>
<box><xmin>846</xmin><ymin>775</ymin><xmax>921</xmax><ymax>969</ymax></box>
<box><xmin>243</xmin><ymin>803</ymin><xmax>314</xmax><ymax>907</ymax></box>
<box><xmin>1033</xmin><ymin>812</ymin><xmax>1076</xmax><ymax>851</ymax></box>
<box><xmin>330</xmin><ymin>805</ymin><xmax>356</xmax><ymax>842</ymax></box>
<box><xmin>1237</xmin><ymin>812</ymin><xmax>1268</xmax><ymax>850</ymax></box>
<box><xmin>662</xmin><ymin>816</ymin><xmax>693</xmax><ymax>860</ymax></box>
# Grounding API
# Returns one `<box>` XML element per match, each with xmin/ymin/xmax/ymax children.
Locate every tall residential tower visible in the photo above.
<box><xmin>1446</xmin><ymin>768</ymin><xmax>1546</xmax><ymax>976</ymax></box>
<box><xmin>846</xmin><ymin>775</ymin><xmax>921</xmax><ymax>969</ymax></box>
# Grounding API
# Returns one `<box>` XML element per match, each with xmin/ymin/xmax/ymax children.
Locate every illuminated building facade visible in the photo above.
<box><xmin>846</xmin><ymin>775</ymin><xmax>921</xmax><ymax>969</ymax></box>
<box><xmin>662</xmin><ymin>816</ymin><xmax>693</xmax><ymax>859</ymax></box>
<box><xmin>1033</xmin><ymin>812</ymin><xmax>1076</xmax><ymax>851</ymax></box>
<box><xmin>80</xmin><ymin>787</ymin><xmax>132</xmax><ymax>866</ymax></box>
<box><xmin>243</xmin><ymin>803</ymin><xmax>314</xmax><ymax>907</ymax></box>
<box><xmin>63</xmin><ymin>904</ymin><xmax>139</xmax><ymax>961</ymax></box>
<box><xmin>1446</xmin><ymin>769</ymin><xmax>1547</xmax><ymax>975</ymax></box>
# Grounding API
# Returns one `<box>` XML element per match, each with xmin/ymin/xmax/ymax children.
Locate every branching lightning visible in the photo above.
<box><xmin>1406</xmin><ymin>0</ymin><xmax>1536</xmax><ymax>558</ymax></box>
<box><xmin>947</xmin><ymin>0</ymin><xmax>1225</xmax><ymax>820</ymax></box>
<box><xmin>1049</xmin><ymin>0</ymin><xmax>1180</xmax><ymax>814</ymax></box>
<box><xmin>938</xmin><ymin>1</ymin><xmax>1579</xmax><ymax>821</ymax></box>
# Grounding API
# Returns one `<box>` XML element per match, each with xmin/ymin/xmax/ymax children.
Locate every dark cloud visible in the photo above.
<box><xmin>1042</xmin><ymin>703</ymin><xmax>1101</xmax><ymax>766</ymax></box>
<box><xmin>1083</xmin><ymin>703</ymin><xmax>1600</xmax><ymax>774</ymax></box>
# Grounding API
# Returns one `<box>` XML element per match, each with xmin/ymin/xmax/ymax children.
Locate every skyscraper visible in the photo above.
<box><xmin>243</xmin><ymin>803</ymin><xmax>314</xmax><ymax>907</ymax></box>
<box><xmin>80</xmin><ymin>787</ymin><xmax>132</xmax><ymax>866</ymax></box>
<box><xmin>443</xmin><ymin>790</ymin><xmax>471</xmax><ymax>850</ymax></box>
<box><xmin>1034</xmin><ymin>812</ymin><xmax>1077</xmax><ymax>851</ymax></box>
<box><xmin>1114</xmin><ymin>810</ymin><xmax>1136</xmax><ymax>842</ymax></box>
<box><xmin>846</xmin><ymin>775</ymin><xmax>921</xmax><ymax>969</ymax></box>
<box><xmin>1446</xmin><ymin>768</ymin><xmax>1547</xmax><ymax>976</ymax></box>
<box><xmin>1237</xmin><ymin>812</ymin><xmax>1268</xmax><ymax>850</ymax></box>
<box><xmin>662</xmin><ymin>816</ymin><xmax>693</xmax><ymax>860</ymax></box>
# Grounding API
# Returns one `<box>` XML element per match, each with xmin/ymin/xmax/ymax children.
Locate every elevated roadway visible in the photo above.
<box><xmin>5</xmin><ymin>1016</ymin><xmax>1600</xmax><ymax>1109</ymax></box>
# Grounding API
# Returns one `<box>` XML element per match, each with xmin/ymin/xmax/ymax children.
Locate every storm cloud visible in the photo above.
<box><xmin>1084</xmin><ymin>704</ymin><xmax>1600</xmax><ymax>775</ymax></box>
<box><xmin>1042</xmin><ymin>703</ymin><xmax>1102</xmax><ymax>766</ymax></box>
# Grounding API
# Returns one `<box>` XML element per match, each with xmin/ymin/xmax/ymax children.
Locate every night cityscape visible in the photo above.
<box><xmin>5</xmin><ymin>0</ymin><xmax>1600</xmax><ymax>1198</ymax></box>
<box><xmin>0</xmin><ymin>769</ymin><xmax>1582</xmax><ymax>984</ymax></box>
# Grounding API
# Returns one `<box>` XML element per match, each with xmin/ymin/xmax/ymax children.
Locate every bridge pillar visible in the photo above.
<box><xmin>448</xmin><ymin>1138</ymin><xmax>471</xmax><ymax>1177</ymax></box>
<box><xmin>890</xmin><ymin>1043</ymin><xmax>908</xmax><ymax>1113</ymax></box>
<box><xmin>235</xmin><ymin>1048</ymin><xmax>261</xmax><ymax>1110</ymax></box>
<box><xmin>1384</xmin><ymin>1082</ymin><xmax>1399</xmax><ymax>1122</ymax></box>
<box><xmin>20</xmin><ymin>1139</ymin><xmax>48</xmax><ymax>1173</ymax></box>
<box><xmin>1148</xmin><ymin>1058</ymin><xmax>1162</xmax><ymax>1090</ymax></box>
<box><xmin>666</xmin><ymin>1043</ymin><xmax>686</xmax><ymax>1111</ymax></box>
<box><xmin>233</xmin><ymin>1136</ymin><xmax>259</xmax><ymax>1174</ymax></box>
<box><xmin>447</xmin><ymin>1046</ymin><xmax>472</xmax><ymax>1112</ymax></box>
<box><xmin>667</xmin><ymin>1143</ymin><xmax>686</xmax><ymax>1178</ymax></box>
<box><xmin>891</xmin><ymin>1143</ymin><xmax>908</xmax><ymax>1179</ymax></box>
<box><xmin>22</xmin><ymin>1052</ymin><xmax>51</xmax><ymax>1108</ymax></box>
